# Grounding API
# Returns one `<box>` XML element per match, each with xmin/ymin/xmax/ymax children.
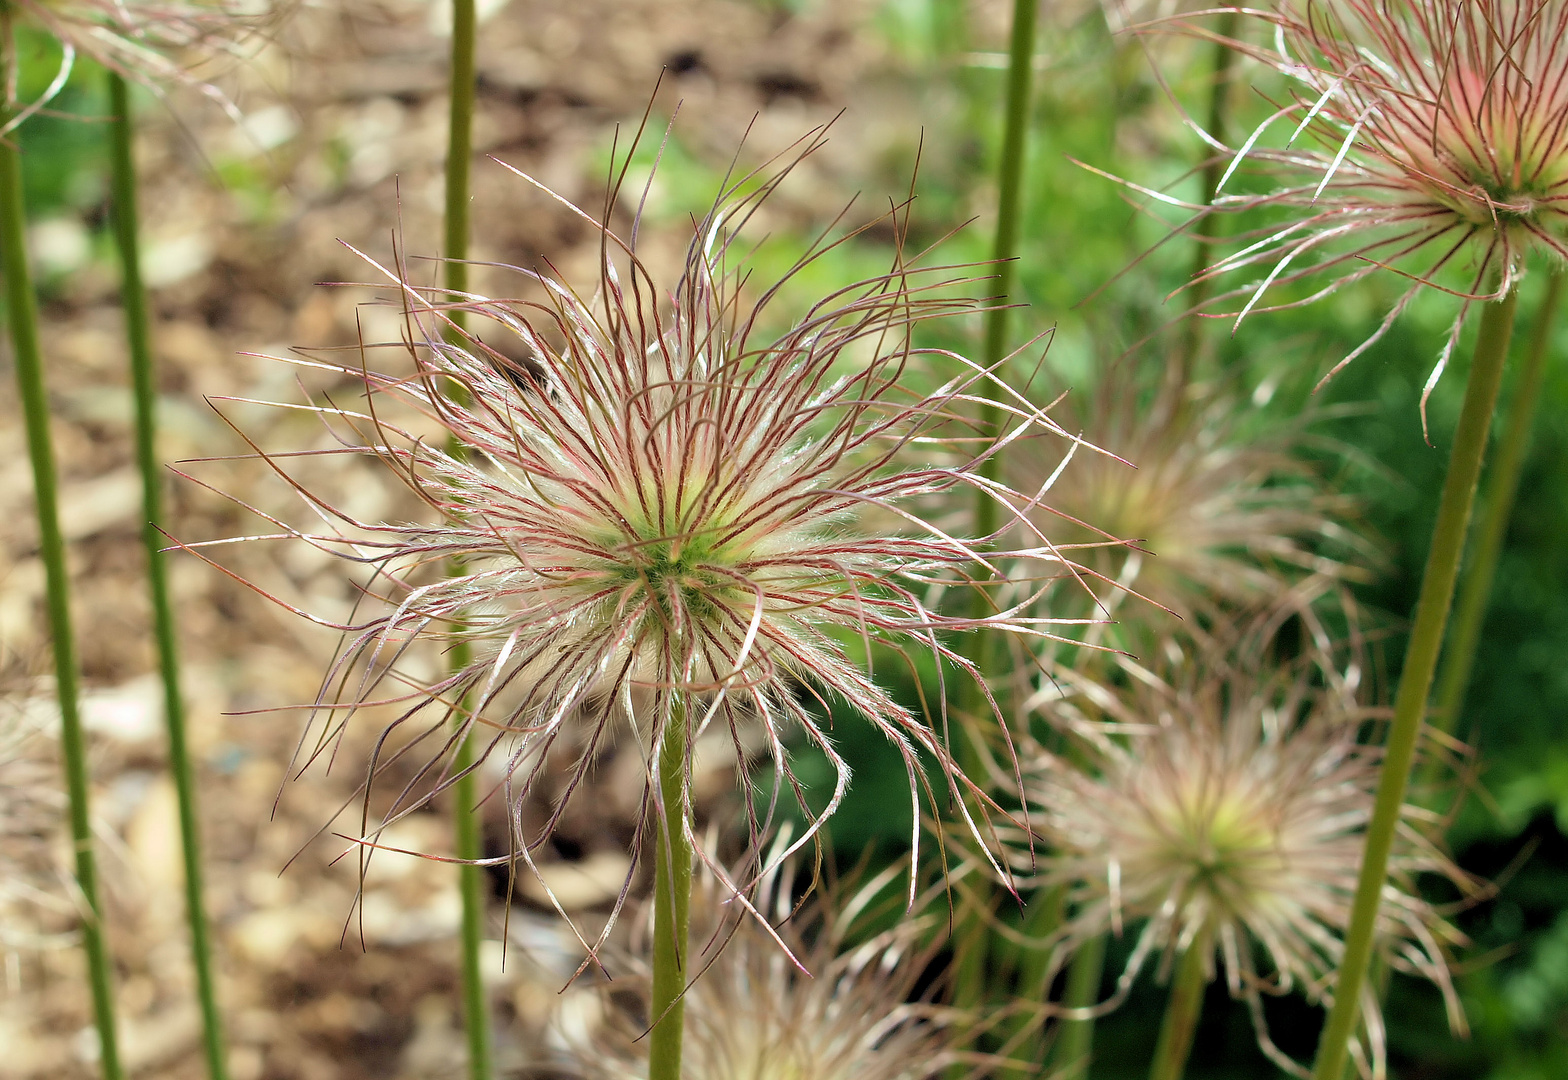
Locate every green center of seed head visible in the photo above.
<box><xmin>604</xmin><ymin>499</ymin><xmax>753</xmax><ymax>631</ymax></box>
<box><xmin>1431</xmin><ymin>120</ymin><xmax>1568</xmax><ymax>232</ymax></box>
<box><xmin>1163</xmin><ymin>783</ymin><xmax>1281</xmax><ymax>903</ymax></box>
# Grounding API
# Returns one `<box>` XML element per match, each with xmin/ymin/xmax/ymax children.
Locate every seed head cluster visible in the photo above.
<box><xmin>1009</xmin><ymin>382</ymin><xmax>1368</xmax><ymax>653</ymax></box>
<box><xmin>3</xmin><ymin>0</ymin><xmax>273</xmax><ymax>131</ymax></box>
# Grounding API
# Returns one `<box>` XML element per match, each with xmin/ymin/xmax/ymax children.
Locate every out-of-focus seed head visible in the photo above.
<box><xmin>1000</xmin><ymin>627</ymin><xmax>1472</xmax><ymax>1078</ymax></box>
<box><xmin>3</xmin><ymin>0</ymin><xmax>277</xmax><ymax>131</ymax></box>
<box><xmin>1165</xmin><ymin>0</ymin><xmax>1568</xmax><ymax>401</ymax></box>
<box><xmin>0</xmin><ymin>703</ymin><xmax>70</xmax><ymax>966</ymax></box>
<box><xmin>1010</xmin><ymin>382</ymin><xmax>1372</xmax><ymax>656</ymax></box>
<box><xmin>559</xmin><ymin>845</ymin><xmax>959</xmax><ymax>1080</ymax></box>
<box><xmin>187</xmin><ymin>128</ymin><xmax>1101</xmax><ymax>930</ymax></box>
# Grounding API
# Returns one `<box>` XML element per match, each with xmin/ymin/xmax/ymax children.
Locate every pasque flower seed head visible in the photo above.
<box><xmin>1009</xmin><ymin>380</ymin><xmax>1372</xmax><ymax>654</ymax></box>
<box><xmin>1000</xmin><ymin>628</ymin><xmax>1472</xmax><ymax>1078</ymax></box>
<box><xmin>1164</xmin><ymin>0</ymin><xmax>1568</xmax><ymax>405</ymax></box>
<box><xmin>1</xmin><ymin>0</ymin><xmax>276</xmax><ymax>132</ymax></box>
<box><xmin>188</xmin><ymin>131</ymin><xmax>1103</xmax><ymax>924</ymax></box>
<box><xmin>562</xmin><ymin>843</ymin><xmax>959</xmax><ymax>1080</ymax></box>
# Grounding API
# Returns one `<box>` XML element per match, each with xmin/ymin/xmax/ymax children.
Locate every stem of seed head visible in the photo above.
<box><xmin>107</xmin><ymin>67</ymin><xmax>229</xmax><ymax>1080</ymax></box>
<box><xmin>1426</xmin><ymin>270</ymin><xmax>1563</xmax><ymax>797</ymax></box>
<box><xmin>443</xmin><ymin>2</ymin><xmax>491</xmax><ymax>1077</ymax></box>
<box><xmin>648</xmin><ymin>694</ymin><xmax>693</xmax><ymax>1080</ymax></box>
<box><xmin>0</xmin><ymin>55</ymin><xmax>125</xmax><ymax>1080</ymax></box>
<box><xmin>1310</xmin><ymin>286</ymin><xmax>1519</xmax><ymax>1080</ymax></box>
<box><xmin>1148</xmin><ymin>928</ymin><xmax>1212</xmax><ymax>1080</ymax></box>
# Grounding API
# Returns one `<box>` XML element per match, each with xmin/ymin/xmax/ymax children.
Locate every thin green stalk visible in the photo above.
<box><xmin>1002</xmin><ymin>884</ymin><xmax>1063</xmax><ymax>1078</ymax></box>
<box><xmin>445</xmin><ymin>0</ymin><xmax>474</xmax><ymax>326</ymax></box>
<box><xmin>648</xmin><ymin>695</ymin><xmax>693</xmax><ymax>1080</ymax></box>
<box><xmin>1309</xmin><ymin>287</ymin><xmax>1519</xmax><ymax>1080</ymax></box>
<box><xmin>451</xmin><ymin>667</ymin><xmax>490</xmax><ymax>1080</ymax></box>
<box><xmin>1052</xmin><ymin>931</ymin><xmax>1106</xmax><ymax>1078</ymax></box>
<box><xmin>1148</xmin><ymin>934</ymin><xmax>1211</xmax><ymax>1080</ymax></box>
<box><xmin>1174</xmin><ymin>8</ymin><xmax>1239</xmax><ymax>392</ymax></box>
<box><xmin>1429</xmin><ymin>271</ymin><xmax>1563</xmax><ymax>755</ymax></box>
<box><xmin>443</xmin><ymin>2</ymin><xmax>489</xmax><ymax>1077</ymax></box>
<box><xmin>975</xmin><ymin>0</ymin><xmax>1039</xmax><ymax>483</ymax></box>
<box><xmin>107</xmin><ymin>70</ymin><xmax>228</xmax><ymax>1080</ymax></box>
<box><xmin>0</xmin><ymin>74</ymin><xmax>123</xmax><ymax>1080</ymax></box>
<box><xmin>950</xmin><ymin>0</ymin><xmax>1040</xmax><ymax>1031</ymax></box>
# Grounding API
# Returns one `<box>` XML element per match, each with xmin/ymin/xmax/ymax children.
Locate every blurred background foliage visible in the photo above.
<box><xmin>8</xmin><ymin>0</ymin><xmax>1566</xmax><ymax>1075</ymax></box>
<box><xmin>801</xmin><ymin>3</ymin><xmax>1568</xmax><ymax>1076</ymax></box>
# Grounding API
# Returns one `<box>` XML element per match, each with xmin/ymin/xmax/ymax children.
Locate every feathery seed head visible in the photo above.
<box><xmin>192</xmin><ymin>132</ymin><xmax>1096</xmax><ymax>919</ymax></box>
<box><xmin>1174</xmin><ymin>0</ymin><xmax>1568</xmax><ymax>393</ymax></box>
<box><xmin>1010</xmin><ymin>383</ymin><xmax>1369</xmax><ymax>653</ymax></box>
<box><xmin>561</xmin><ymin>849</ymin><xmax>958</xmax><ymax>1080</ymax></box>
<box><xmin>1002</xmin><ymin>633</ymin><xmax>1471</xmax><ymax>1077</ymax></box>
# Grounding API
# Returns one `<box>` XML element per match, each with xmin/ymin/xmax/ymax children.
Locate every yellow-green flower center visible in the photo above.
<box><xmin>1144</xmin><ymin>781</ymin><xmax>1284</xmax><ymax>909</ymax></box>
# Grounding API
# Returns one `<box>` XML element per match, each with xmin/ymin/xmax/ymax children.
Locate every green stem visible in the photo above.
<box><xmin>1002</xmin><ymin>884</ymin><xmax>1064</xmax><ymax>1078</ymax></box>
<box><xmin>106</xmin><ymin>71</ymin><xmax>227</xmax><ymax>1080</ymax></box>
<box><xmin>442</xmin><ymin>3</ymin><xmax>488</xmax><ymax>1076</ymax></box>
<box><xmin>1148</xmin><ymin>933</ymin><xmax>1211</xmax><ymax>1080</ymax></box>
<box><xmin>445</xmin><ymin>0</ymin><xmax>475</xmax><ymax>333</ymax></box>
<box><xmin>1429</xmin><ymin>272</ymin><xmax>1563</xmax><ymax>755</ymax></box>
<box><xmin>0</xmin><ymin>72</ymin><xmax>123</xmax><ymax>1080</ymax></box>
<box><xmin>975</xmin><ymin>0</ymin><xmax>1039</xmax><ymax>496</ymax></box>
<box><xmin>1309</xmin><ymin>287</ymin><xmax>1519</xmax><ymax>1080</ymax></box>
<box><xmin>1174</xmin><ymin>8</ymin><xmax>1239</xmax><ymax>391</ymax></box>
<box><xmin>1052</xmin><ymin>931</ymin><xmax>1106</xmax><ymax>1078</ymax></box>
<box><xmin>648</xmin><ymin>695</ymin><xmax>693</xmax><ymax>1080</ymax></box>
<box><xmin>452</xmin><ymin>683</ymin><xmax>491</xmax><ymax>1080</ymax></box>
<box><xmin>950</xmin><ymin>0</ymin><xmax>1040</xmax><ymax>1035</ymax></box>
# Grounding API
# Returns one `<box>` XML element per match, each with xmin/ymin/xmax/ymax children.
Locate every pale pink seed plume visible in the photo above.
<box><xmin>1155</xmin><ymin>0</ymin><xmax>1568</xmax><ymax>399</ymax></box>
<box><xmin>557</xmin><ymin>838</ymin><xmax>967</xmax><ymax>1080</ymax></box>
<box><xmin>1006</xmin><ymin>375</ymin><xmax>1376</xmax><ymax>660</ymax></box>
<box><xmin>181</xmin><ymin>131</ymin><xmax>1108</xmax><ymax>946</ymax></box>
<box><xmin>994</xmin><ymin>622</ymin><xmax>1476</xmax><ymax>1079</ymax></box>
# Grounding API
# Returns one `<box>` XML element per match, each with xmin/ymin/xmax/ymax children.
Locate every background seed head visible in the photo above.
<box><xmin>1167</xmin><ymin>0</ymin><xmax>1568</xmax><ymax>393</ymax></box>
<box><xmin>557</xmin><ymin>849</ymin><xmax>960</xmax><ymax>1080</ymax></box>
<box><xmin>999</xmin><ymin>624</ymin><xmax>1473</xmax><ymax>1076</ymax></box>
<box><xmin>1009</xmin><ymin>379</ymin><xmax>1373</xmax><ymax>657</ymax></box>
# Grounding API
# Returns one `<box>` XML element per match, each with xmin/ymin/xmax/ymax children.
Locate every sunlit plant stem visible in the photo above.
<box><xmin>106</xmin><ymin>69</ymin><xmax>227</xmax><ymax>1080</ymax></box>
<box><xmin>1310</xmin><ymin>288</ymin><xmax>1519</xmax><ymax>1080</ymax></box>
<box><xmin>951</xmin><ymin>0</ymin><xmax>1039</xmax><ymax>1027</ymax></box>
<box><xmin>1147</xmin><ymin>931</ymin><xmax>1210</xmax><ymax>1080</ymax></box>
<box><xmin>648</xmin><ymin>696</ymin><xmax>693</xmax><ymax>1080</ymax></box>
<box><xmin>442</xmin><ymin>1</ymin><xmax>491</xmax><ymax>1077</ymax></box>
<box><xmin>1429</xmin><ymin>272</ymin><xmax>1563</xmax><ymax>765</ymax></box>
<box><xmin>0</xmin><ymin>58</ymin><xmax>124</xmax><ymax>1080</ymax></box>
